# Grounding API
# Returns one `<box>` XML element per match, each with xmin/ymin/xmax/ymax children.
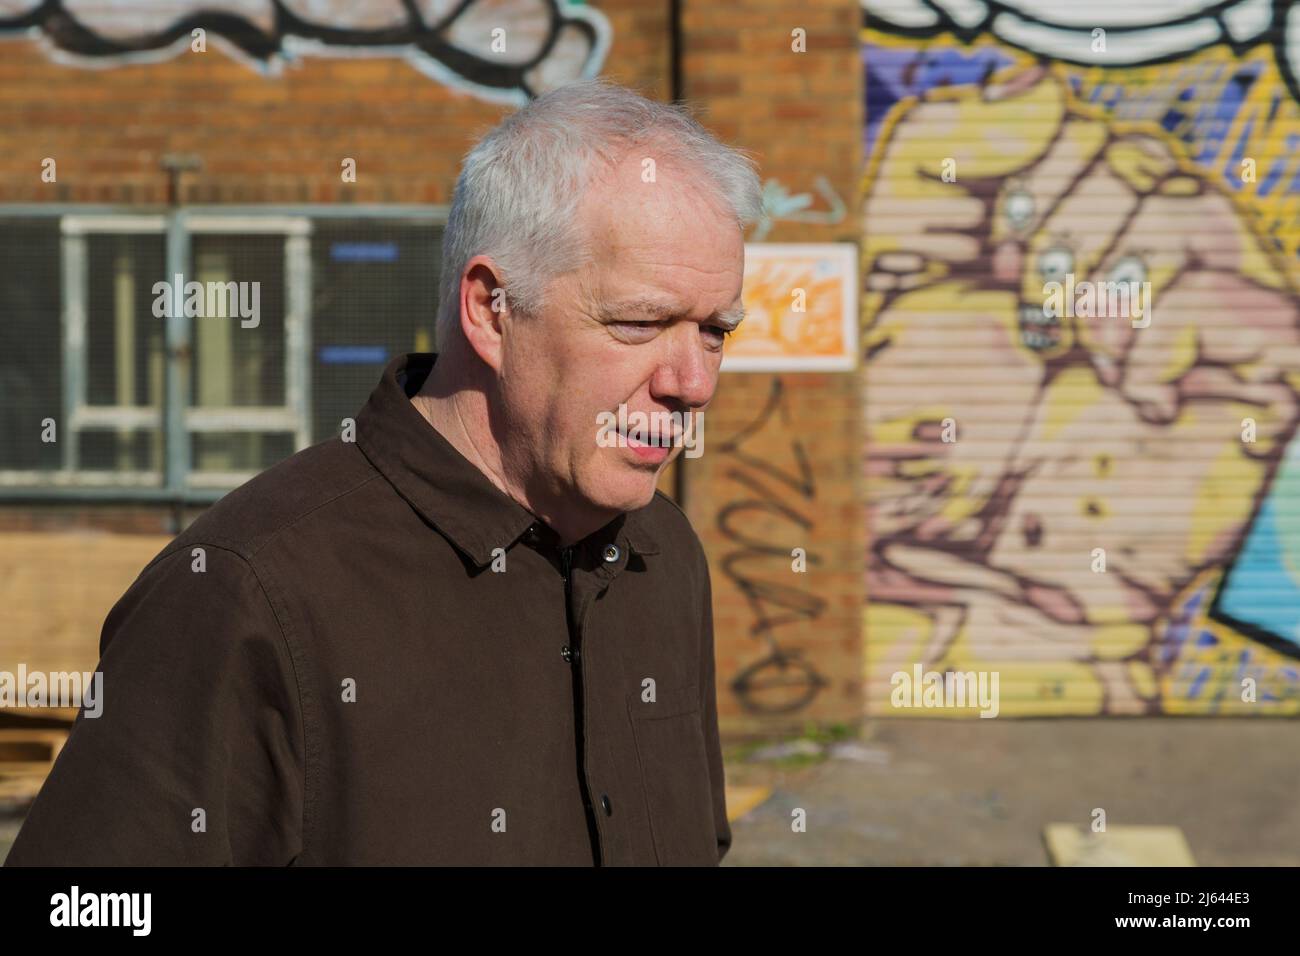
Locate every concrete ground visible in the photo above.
<box><xmin>721</xmin><ymin>717</ymin><xmax>1300</xmax><ymax>866</ymax></box>
<box><xmin>2</xmin><ymin>718</ymin><xmax>1295</xmax><ymax>866</ymax></box>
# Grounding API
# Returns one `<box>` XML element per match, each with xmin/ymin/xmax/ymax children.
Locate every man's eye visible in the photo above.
<box><xmin>703</xmin><ymin>325</ymin><xmax>733</xmax><ymax>343</ymax></box>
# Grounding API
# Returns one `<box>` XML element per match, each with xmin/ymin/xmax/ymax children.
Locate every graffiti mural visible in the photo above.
<box><xmin>0</xmin><ymin>0</ymin><xmax>611</xmax><ymax>104</ymax></box>
<box><xmin>715</xmin><ymin>379</ymin><xmax>832</xmax><ymax>715</ymax></box>
<box><xmin>861</xmin><ymin>3</ymin><xmax>1300</xmax><ymax>715</ymax></box>
<box><xmin>862</xmin><ymin>0</ymin><xmax>1300</xmax><ymax>103</ymax></box>
<box><xmin>751</xmin><ymin>175</ymin><xmax>848</xmax><ymax>241</ymax></box>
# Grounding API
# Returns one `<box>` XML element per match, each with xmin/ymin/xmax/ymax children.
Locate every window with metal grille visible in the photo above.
<box><xmin>0</xmin><ymin>206</ymin><xmax>445</xmax><ymax>503</ymax></box>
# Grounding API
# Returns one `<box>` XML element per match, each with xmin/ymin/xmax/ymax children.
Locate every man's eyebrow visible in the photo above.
<box><xmin>715</xmin><ymin>302</ymin><xmax>746</xmax><ymax>330</ymax></box>
<box><xmin>598</xmin><ymin>297</ymin><xmax>684</xmax><ymax>321</ymax></box>
<box><xmin>599</xmin><ymin>296</ymin><xmax>746</xmax><ymax>329</ymax></box>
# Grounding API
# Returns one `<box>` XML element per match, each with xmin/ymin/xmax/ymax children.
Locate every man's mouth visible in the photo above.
<box><xmin>617</xmin><ymin>429</ymin><xmax>674</xmax><ymax>464</ymax></box>
<box><xmin>620</xmin><ymin>429</ymin><xmax>679</xmax><ymax>448</ymax></box>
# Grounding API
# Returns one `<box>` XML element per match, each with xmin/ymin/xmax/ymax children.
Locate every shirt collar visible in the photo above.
<box><xmin>353</xmin><ymin>352</ymin><xmax>661</xmax><ymax>569</ymax></box>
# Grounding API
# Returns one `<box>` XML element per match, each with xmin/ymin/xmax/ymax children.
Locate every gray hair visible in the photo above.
<box><xmin>435</xmin><ymin>77</ymin><xmax>763</xmax><ymax>348</ymax></box>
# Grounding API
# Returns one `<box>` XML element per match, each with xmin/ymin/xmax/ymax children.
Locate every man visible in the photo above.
<box><xmin>5</xmin><ymin>77</ymin><xmax>762</xmax><ymax>866</ymax></box>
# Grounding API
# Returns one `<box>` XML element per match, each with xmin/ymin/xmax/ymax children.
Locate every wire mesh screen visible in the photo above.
<box><xmin>0</xmin><ymin>218</ymin><xmax>62</xmax><ymax>473</ymax></box>
<box><xmin>190</xmin><ymin>232</ymin><xmax>286</xmax><ymax>409</ymax></box>
<box><xmin>310</xmin><ymin>219</ymin><xmax>442</xmax><ymax>444</ymax></box>
<box><xmin>85</xmin><ymin>233</ymin><xmax>166</xmax><ymax>408</ymax></box>
<box><xmin>82</xmin><ymin>231</ymin><xmax>166</xmax><ymax>474</ymax></box>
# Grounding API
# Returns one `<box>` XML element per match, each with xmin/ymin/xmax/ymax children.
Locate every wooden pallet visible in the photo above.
<box><xmin>0</xmin><ymin>726</ymin><xmax>69</xmax><ymax>806</ymax></box>
<box><xmin>0</xmin><ymin>707</ymin><xmax>80</xmax><ymax>723</ymax></box>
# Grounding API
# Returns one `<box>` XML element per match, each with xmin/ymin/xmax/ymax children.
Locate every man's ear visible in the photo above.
<box><xmin>459</xmin><ymin>257</ymin><xmax>508</xmax><ymax>372</ymax></box>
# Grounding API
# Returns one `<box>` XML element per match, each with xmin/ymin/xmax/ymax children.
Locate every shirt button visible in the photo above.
<box><xmin>523</xmin><ymin>524</ymin><xmax>540</xmax><ymax>544</ymax></box>
<box><xmin>600</xmin><ymin>794</ymin><xmax>612</xmax><ymax>816</ymax></box>
<box><xmin>602</xmin><ymin>544</ymin><xmax>620</xmax><ymax>563</ymax></box>
<box><xmin>561</xmin><ymin>645</ymin><xmax>580</xmax><ymax>663</ymax></box>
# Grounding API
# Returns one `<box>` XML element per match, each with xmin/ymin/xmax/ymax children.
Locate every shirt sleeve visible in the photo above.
<box><xmin>3</xmin><ymin>544</ymin><xmax>305</xmax><ymax>866</ymax></box>
<box><xmin>698</xmin><ymin>551</ymin><xmax>732</xmax><ymax>865</ymax></box>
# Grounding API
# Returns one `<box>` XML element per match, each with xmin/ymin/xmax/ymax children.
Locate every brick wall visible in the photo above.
<box><xmin>0</xmin><ymin>2</ymin><xmax>669</xmax><ymax>204</ymax></box>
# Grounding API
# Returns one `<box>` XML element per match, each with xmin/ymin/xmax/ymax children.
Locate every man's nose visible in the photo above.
<box><xmin>649</xmin><ymin>322</ymin><xmax>717</xmax><ymax>407</ymax></box>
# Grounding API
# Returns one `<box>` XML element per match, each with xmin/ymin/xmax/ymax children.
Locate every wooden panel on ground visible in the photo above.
<box><xmin>1044</xmin><ymin>824</ymin><xmax>1197</xmax><ymax>866</ymax></box>
<box><xmin>724</xmin><ymin>785</ymin><xmax>772</xmax><ymax>821</ymax></box>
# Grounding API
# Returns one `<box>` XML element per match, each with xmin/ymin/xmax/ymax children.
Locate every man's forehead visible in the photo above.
<box><xmin>578</xmin><ymin>168</ymin><xmax>746</xmax><ymax>329</ymax></box>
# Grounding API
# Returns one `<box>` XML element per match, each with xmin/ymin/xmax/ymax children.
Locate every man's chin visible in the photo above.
<box><xmin>585</xmin><ymin>469</ymin><xmax>661</xmax><ymax>514</ymax></box>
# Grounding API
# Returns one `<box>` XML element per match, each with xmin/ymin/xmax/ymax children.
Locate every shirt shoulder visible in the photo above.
<box><xmin>147</xmin><ymin>437</ymin><xmax>381</xmax><ymax>572</ymax></box>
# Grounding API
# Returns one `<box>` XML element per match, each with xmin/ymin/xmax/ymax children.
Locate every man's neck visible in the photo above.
<box><xmin>409</xmin><ymin>357</ymin><xmax>610</xmax><ymax>548</ymax></box>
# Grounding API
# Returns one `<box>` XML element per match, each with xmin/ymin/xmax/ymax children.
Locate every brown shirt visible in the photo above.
<box><xmin>5</xmin><ymin>352</ymin><xmax>729</xmax><ymax>866</ymax></box>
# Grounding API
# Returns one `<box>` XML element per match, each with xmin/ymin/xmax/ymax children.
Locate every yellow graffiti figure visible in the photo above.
<box><xmin>863</xmin><ymin>64</ymin><xmax>1300</xmax><ymax>716</ymax></box>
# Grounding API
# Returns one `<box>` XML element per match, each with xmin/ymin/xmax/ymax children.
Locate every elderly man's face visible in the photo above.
<box><xmin>498</xmin><ymin>156</ymin><xmax>745</xmax><ymax>517</ymax></box>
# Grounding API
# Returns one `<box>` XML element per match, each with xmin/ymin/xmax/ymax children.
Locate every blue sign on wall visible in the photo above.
<box><xmin>330</xmin><ymin>242</ymin><xmax>399</xmax><ymax>262</ymax></box>
<box><xmin>319</xmin><ymin>346</ymin><xmax>389</xmax><ymax>365</ymax></box>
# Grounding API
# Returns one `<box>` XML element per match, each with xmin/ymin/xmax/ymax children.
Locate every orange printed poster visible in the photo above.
<box><xmin>722</xmin><ymin>243</ymin><xmax>858</xmax><ymax>371</ymax></box>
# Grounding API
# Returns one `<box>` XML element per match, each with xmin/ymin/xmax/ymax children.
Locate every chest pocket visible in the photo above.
<box><xmin>627</xmin><ymin>682</ymin><xmax>718</xmax><ymax>866</ymax></box>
